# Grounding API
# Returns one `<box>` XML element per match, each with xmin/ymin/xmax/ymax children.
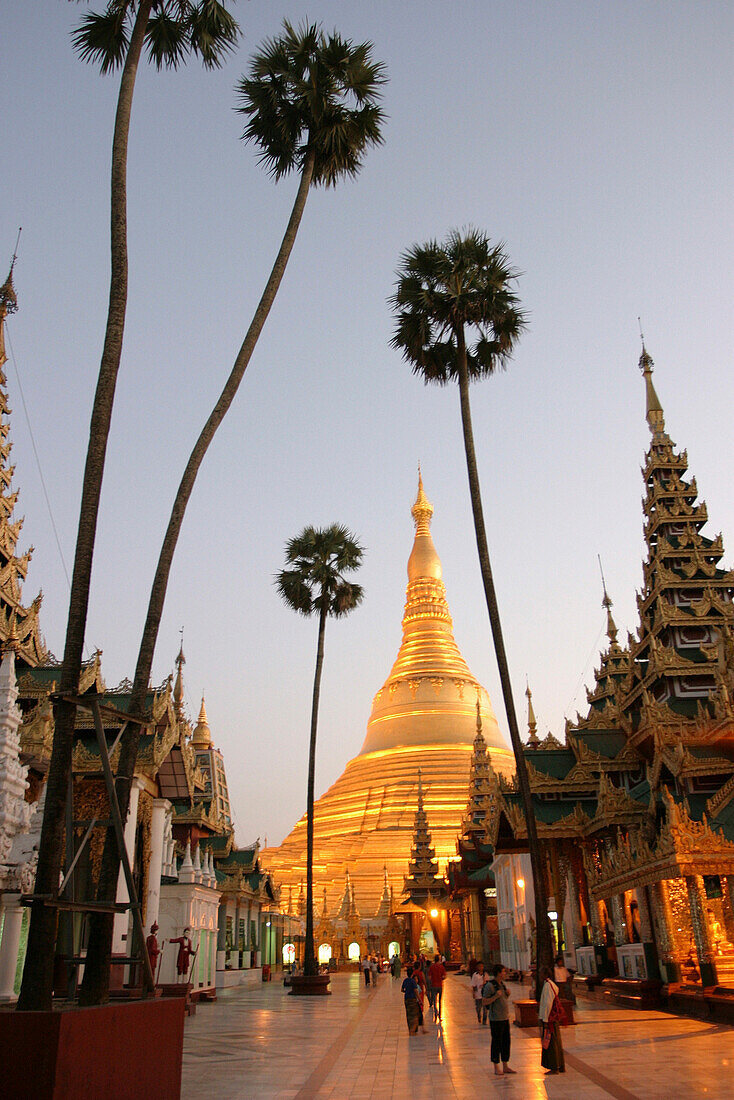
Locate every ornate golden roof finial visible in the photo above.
<box><xmin>598</xmin><ymin>556</ymin><xmax>618</xmax><ymax>644</ymax></box>
<box><xmin>417</xmin><ymin>767</ymin><xmax>424</xmax><ymax>809</ymax></box>
<box><xmin>173</xmin><ymin>631</ymin><xmax>186</xmax><ymax>719</ymax></box>
<box><xmin>638</xmin><ymin>322</ymin><xmax>665</xmax><ymax>439</ymax></box>
<box><xmin>476</xmin><ymin>692</ymin><xmax>482</xmax><ymax>733</ymax></box>
<box><xmin>0</xmin><ymin>230</ymin><xmax>21</xmax><ymax>321</ymax></box>
<box><xmin>192</xmin><ymin>693</ymin><xmax>213</xmax><ymax>749</ymax></box>
<box><xmin>4</xmin><ymin>609</ymin><xmax>19</xmax><ymax>656</ymax></box>
<box><xmin>525</xmin><ymin>679</ymin><xmax>540</xmax><ymax>747</ymax></box>
<box><xmin>407</xmin><ymin>471</ymin><xmax>442</xmax><ymax>583</ymax></box>
<box><xmin>412</xmin><ymin>467</ymin><xmax>434</xmax><ymax>533</ymax></box>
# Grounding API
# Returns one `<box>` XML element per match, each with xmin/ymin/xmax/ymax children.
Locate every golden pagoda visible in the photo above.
<box><xmin>262</xmin><ymin>475</ymin><xmax>514</xmax><ymax>917</ymax></box>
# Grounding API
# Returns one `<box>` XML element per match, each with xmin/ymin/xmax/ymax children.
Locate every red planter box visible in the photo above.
<box><xmin>0</xmin><ymin>997</ymin><xmax>185</xmax><ymax>1100</ymax></box>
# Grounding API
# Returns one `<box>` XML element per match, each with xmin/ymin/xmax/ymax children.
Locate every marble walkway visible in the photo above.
<box><xmin>181</xmin><ymin>971</ymin><xmax>733</xmax><ymax>1099</ymax></box>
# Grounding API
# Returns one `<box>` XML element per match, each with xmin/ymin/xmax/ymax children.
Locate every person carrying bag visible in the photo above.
<box><xmin>538</xmin><ymin>967</ymin><xmax>566</xmax><ymax>1074</ymax></box>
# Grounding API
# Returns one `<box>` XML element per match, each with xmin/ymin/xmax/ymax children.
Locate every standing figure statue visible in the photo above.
<box><xmin>170</xmin><ymin>926</ymin><xmax>195</xmax><ymax>983</ymax></box>
<box><xmin>146</xmin><ymin>922</ymin><xmax>161</xmax><ymax>981</ymax></box>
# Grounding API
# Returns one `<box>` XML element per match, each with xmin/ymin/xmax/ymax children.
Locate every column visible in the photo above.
<box><xmin>0</xmin><ymin>897</ymin><xmax>24</xmax><ymax>1001</ymax></box>
<box><xmin>590</xmin><ymin>898</ymin><xmax>605</xmax><ymax>947</ymax></box>
<box><xmin>233</xmin><ymin>899</ymin><xmax>241</xmax><ymax>969</ymax></box>
<box><xmin>610</xmin><ymin>894</ymin><xmax>625</xmax><ymax>946</ymax></box>
<box><xmin>217</xmin><ymin>900</ymin><xmax>227</xmax><ymax>970</ymax></box>
<box><xmin>255</xmin><ymin>902</ymin><xmax>262</xmax><ymax>967</ymax></box>
<box><xmin>636</xmin><ymin>886</ymin><xmax>660</xmax><ymax>980</ymax></box>
<box><xmin>144</xmin><ymin>798</ymin><xmax>171</xmax><ymax>931</ymax></box>
<box><xmin>112</xmin><ymin>778</ymin><xmax>143</xmax><ymax>954</ymax></box>
<box><xmin>244</xmin><ymin>901</ymin><xmax>252</xmax><ymax>968</ymax></box>
<box><xmin>686</xmin><ymin>875</ymin><xmax>718</xmax><ymax>987</ymax></box>
<box><xmin>724</xmin><ymin>877</ymin><xmax>734</xmax><ymax>944</ymax></box>
<box><xmin>649</xmin><ymin>879</ymin><xmax>680</xmax><ymax>982</ymax></box>
<box><xmin>566</xmin><ymin>872</ymin><xmax>584</xmax><ymax>956</ymax></box>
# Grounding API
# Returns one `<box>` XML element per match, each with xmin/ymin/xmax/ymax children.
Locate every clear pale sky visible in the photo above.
<box><xmin>2</xmin><ymin>1</ymin><xmax>733</xmax><ymax>845</ymax></box>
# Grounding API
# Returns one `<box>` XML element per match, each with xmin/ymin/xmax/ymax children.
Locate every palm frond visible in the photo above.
<box><xmin>188</xmin><ymin>0</ymin><xmax>240</xmax><ymax>69</ymax></box>
<box><xmin>276</xmin><ymin>569</ymin><xmax>314</xmax><ymax>616</ymax></box>
<box><xmin>276</xmin><ymin>524</ymin><xmax>365</xmax><ymax>621</ymax></box>
<box><xmin>73</xmin><ymin>1</ymin><xmax>239</xmax><ymax>76</ymax></box>
<box><xmin>390</xmin><ymin>229</ymin><xmax>527</xmax><ymax>386</ymax></box>
<box><xmin>146</xmin><ymin>9</ymin><xmax>189</xmax><ymax>69</ymax></box>
<box><xmin>236</xmin><ymin>19</ymin><xmax>386</xmax><ymax>186</ymax></box>
<box><xmin>71</xmin><ymin>7</ymin><xmax>130</xmax><ymax>74</ymax></box>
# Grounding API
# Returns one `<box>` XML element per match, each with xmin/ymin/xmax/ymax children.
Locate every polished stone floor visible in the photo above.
<box><xmin>181</xmin><ymin>971</ymin><xmax>733</xmax><ymax>1099</ymax></box>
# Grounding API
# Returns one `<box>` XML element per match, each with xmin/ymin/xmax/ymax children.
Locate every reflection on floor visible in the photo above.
<box><xmin>181</xmin><ymin>971</ymin><xmax>734</xmax><ymax>1099</ymax></box>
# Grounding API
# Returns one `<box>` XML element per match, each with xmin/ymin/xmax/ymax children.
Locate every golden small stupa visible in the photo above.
<box><xmin>261</xmin><ymin>475</ymin><xmax>514</xmax><ymax>916</ymax></box>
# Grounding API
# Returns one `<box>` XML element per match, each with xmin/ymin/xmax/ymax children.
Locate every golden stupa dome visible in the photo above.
<box><xmin>261</xmin><ymin>475</ymin><xmax>513</xmax><ymax>918</ymax></box>
<box><xmin>359</xmin><ymin>474</ymin><xmax>507</xmax><ymax>756</ymax></box>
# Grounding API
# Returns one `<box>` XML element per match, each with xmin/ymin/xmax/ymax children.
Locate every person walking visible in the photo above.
<box><xmin>538</xmin><ymin>966</ymin><xmax>566</xmax><ymax>1074</ymax></box>
<box><xmin>470</xmin><ymin>960</ymin><xmax>486</xmax><ymax>1023</ymax></box>
<box><xmin>421</xmin><ymin>955</ymin><xmax>435</xmax><ymax>1014</ymax></box>
<box><xmin>428</xmin><ymin>953</ymin><xmax>447</xmax><ymax>1021</ymax></box>
<box><xmin>391</xmin><ymin>952</ymin><xmax>401</xmax><ymax>979</ymax></box>
<box><xmin>413</xmin><ymin>960</ymin><xmax>428</xmax><ymax>1033</ymax></box>
<box><xmin>401</xmin><ymin>965</ymin><xmax>421</xmax><ymax>1035</ymax></box>
<box><xmin>362</xmin><ymin>954</ymin><xmax>371</xmax><ymax>988</ymax></box>
<box><xmin>483</xmin><ymin>964</ymin><xmax>515</xmax><ymax>1076</ymax></box>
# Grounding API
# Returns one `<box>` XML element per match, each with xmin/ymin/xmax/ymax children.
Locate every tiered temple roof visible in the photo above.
<box><xmin>488</xmin><ymin>348</ymin><xmax>734</xmax><ymax>889</ymax></box>
<box><xmin>0</xmin><ymin>258</ymin><xmax>47</xmax><ymax>669</ymax></box>
<box><xmin>403</xmin><ymin>770</ymin><xmax>444</xmax><ymax>903</ymax></box>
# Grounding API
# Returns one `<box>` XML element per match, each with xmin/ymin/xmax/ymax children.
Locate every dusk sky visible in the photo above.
<box><xmin>2</xmin><ymin>1</ymin><xmax>733</xmax><ymax>846</ymax></box>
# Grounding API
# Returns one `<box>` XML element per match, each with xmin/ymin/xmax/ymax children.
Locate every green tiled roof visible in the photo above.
<box><xmin>525</xmin><ymin>749</ymin><xmax>576</xmax><ymax>779</ymax></box>
<box><xmin>576</xmin><ymin>731</ymin><xmax>627</xmax><ymax>758</ymax></box>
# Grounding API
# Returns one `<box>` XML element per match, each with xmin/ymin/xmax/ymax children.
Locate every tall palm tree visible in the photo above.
<box><xmin>78</xmin><ymin>21</ymin><xmax>385</xmax><ymax>1005</ymax></box>
<box><xmin>276</xmin><ymin>525</ymin><xmax>364</xmax><ymax>980</ymax></box>
<box><xmin>18</xmin><ymin>0</ymin><xmax>240</xmax><ymax>1014</ymax></box>
<box><xmin>390</xmin><ymin>229</ymin><xmax>554</xmax><ymax>994</ymax></box>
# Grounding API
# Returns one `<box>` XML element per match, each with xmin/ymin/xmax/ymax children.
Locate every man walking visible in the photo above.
<box><xmin>428</xmin><ymin>953</ymin><xmax>447</xmax><ymax>1021</ymax></box>
<box><xmin>471</xmin><ymin>960</ymin><xmax>486</xmax><ymax>1023</ymax></box>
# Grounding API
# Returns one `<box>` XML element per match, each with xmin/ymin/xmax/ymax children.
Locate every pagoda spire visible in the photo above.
<box><xmin>361</xmin><ymin>473</ymin><xmax>508</xmax><ymax>757</ymax></box>
<box><xmin>0</xmin><ymin>243</ymin><xmax>46</xmax><ymax>669</ymax></box>
<box><xmin>462</xmin><ymin>692</ymin><xmax>497</xmax><ymax>837</ymax></box>
<box><xmin>571</xmin><ymin>344</ymin><xmax>734</xmax><ymax>746</ymax></box>
<box><xmin>404</xmin><ymin>769</ymin><xmax>443</xmax><ymax>902</ymax></box>
<box><xmin>173</xmin><ymin>636</ymin><xmax>186</xmax><ymax>720</ymax></box>
<box><xmin>599</xmin><ymin>559</ymin><xmax>618</xmax><ymax>645</ymax></box>
<box><xmin>374</xmin><ymin>865</ymin><xmax>392</xmax><ymax>920</ymax></box>
<box><xmin>0</xmin><ymin>246</ymin><xmax>19</xmax><ymax>343</ymax></box>
<box><xmin>639</xmin><ymin>340</ymin><xmax>666</xmax><ymax>441</ymax></box>
<box><xmin>525</xmin><ymin>681</ymin><xmax>540</xmax><ymax>748</ymax></box>
<box><xmin>336</xmin><ymin>869</ymin><xmax>351</xmax><ymax>921</ymax></box>
<box><xmin>191</xmin><ymin>693</ymin><xmax>212</xmax><ymax>749</ymax></box>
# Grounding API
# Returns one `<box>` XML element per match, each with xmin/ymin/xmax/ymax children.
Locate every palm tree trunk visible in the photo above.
<box><xmin>455</xmin><ymin>330</ymin><xmax>554</xmax><ymax>999</ymax></box>
<box><xmin>304</xmin><ymin>602</ymin><xmax>327</xmax><ymax>977</ymax></box>
<box><xmin>17</xmin><ymin>0</ymin><xmax>154</xmax><ymax>1013</ymax></box>
<box><xmin>79</xmin><ymin>148</ymin><xmax>317</xmax><ymax>1005</ymax></box>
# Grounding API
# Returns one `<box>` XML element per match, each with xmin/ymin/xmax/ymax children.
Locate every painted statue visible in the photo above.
<box><xmin>170</xmin><ymin>926</ymin><xmax>195</xmax><ymax>982</ymax></box>
<box><xmin>146</xmin><ymin>922</ymin><xmax>161</xmax><ymax>978</ymax></box>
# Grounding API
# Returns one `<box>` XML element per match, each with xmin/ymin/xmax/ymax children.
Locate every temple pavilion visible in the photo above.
<box><xmin>261</xmin><ymin>476</ymin><xmax>514</xmax><ymax>938</ymax></box>
<box><xmin>487</xmin><ymin>347</ymin><xmax>734</xmax><ymax>1005</ymax></box>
